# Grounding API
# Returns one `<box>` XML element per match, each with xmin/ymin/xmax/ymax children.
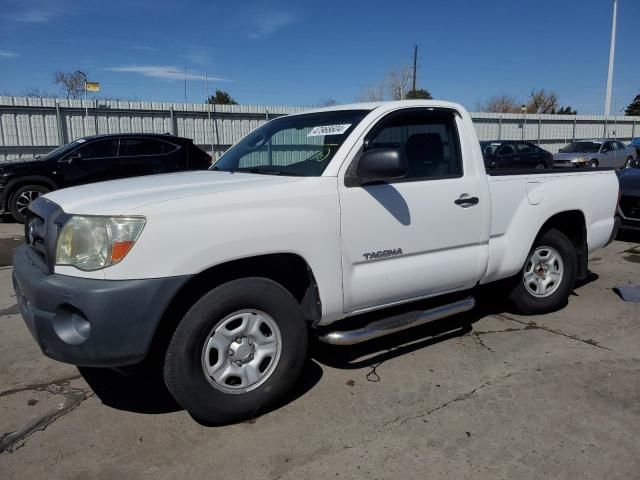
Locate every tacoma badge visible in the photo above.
<box><xmin>362</xmin><ymin>248</ymin><xmax>403</xmax><ymax>261</ymax></box>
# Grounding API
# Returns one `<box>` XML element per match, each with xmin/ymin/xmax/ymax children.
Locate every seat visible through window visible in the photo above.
<box><xmin>366</xmin><ymin>110</ymin><xmax>462</xmax><ymax>180</ymax></box>
<box><xmin>406</xmin><ymin>133</ymin><xmax>445</xmax><ymax>177</ymax></box>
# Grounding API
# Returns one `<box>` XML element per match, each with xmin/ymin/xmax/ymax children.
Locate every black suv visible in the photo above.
<box><xmin>0</xmin><ymin>134</ymin><xmax>211</xmax><ymax>222</ymax></box>
<box><xmin>480</xmin><ymin>140</ymin><xmax>554</xmax><ymax>170</ymax></box>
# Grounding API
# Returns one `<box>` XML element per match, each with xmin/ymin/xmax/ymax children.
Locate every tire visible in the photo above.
<box><xmin>625</xmin><ymin>156</ymin><xmax>634</xmax><ymax>168</ymax></box>
<box><xmin>9</xmin><ymin>184</ymin><xmax>50</xmax><ymax>223</ymax></box>
<box><xmin>535</xmin><ymin>163</ymin><xmax>545</xmax><ymax>170</ymax></box>
<box><xmin>508</xmin><ymin>228</ymin><xmax>577</xmax><ymax>315</ymax></box>
<box><xmin>588</xmin><ymin>159</ymin><xmax>598</xmax><ymax>168</ymax></box>
<box><xmin>164</xmin><ymin>277</ymin><xmax>308</xmax><ymax>425</ymax></box>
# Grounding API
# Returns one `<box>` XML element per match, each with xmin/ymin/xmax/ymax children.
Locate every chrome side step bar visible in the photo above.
<box><xmin>318</xmin><ymin>296</ymin><xmax>475</xmax><ymax>346</ymax></box>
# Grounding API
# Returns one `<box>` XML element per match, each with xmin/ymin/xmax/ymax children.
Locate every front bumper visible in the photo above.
<box><xmin>553</xmin><ymin>160</ymin><xmax>581</xmax><ymax>168</ymax></box>
<box><xmin>12</xmin><ymin>244</ymin><xmax>190</xmax><ymax>367</ymax></box>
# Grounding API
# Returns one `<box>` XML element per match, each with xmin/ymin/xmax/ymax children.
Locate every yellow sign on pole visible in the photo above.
<box><xmin>85</xmin><ymin>81</ymin><xmax>100</xmax><ymax>92</ymax></box>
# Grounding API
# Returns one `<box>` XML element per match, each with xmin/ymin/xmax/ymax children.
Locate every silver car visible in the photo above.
<box><xmin>554</xmin><ymin>139</ymin><xmax>636</xmax><ymax>169</ymax></box>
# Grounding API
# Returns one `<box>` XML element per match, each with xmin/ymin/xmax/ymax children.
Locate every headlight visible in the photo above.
<box><xmin>570</xmin><ymin>157</ymin><xmax>588</xmax><ymax>163</ymax></box>
<box><xmin>56</xmin><ymin>216</ymin><xmax>146</xmax><ymax>271</ymax></box>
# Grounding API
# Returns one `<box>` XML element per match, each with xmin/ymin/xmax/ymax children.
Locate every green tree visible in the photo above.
<box><xmin>556</xmin><ymin>106</ymin><xmax>577</xmax><ymax>115</ymax></box>
<box><xmin>207</xmin><ymin>90</ymin><xmax>237</xmax><ymax>105</ymax></box>
<box><xmin>405</xmin><ymin>89</ymin><xmax>433</xmax><ymax>100</ymax></box>
<box><xmin>625</xmin><ymin>94</ymin><xmax>640</xmax><ymax>116</ymax></box>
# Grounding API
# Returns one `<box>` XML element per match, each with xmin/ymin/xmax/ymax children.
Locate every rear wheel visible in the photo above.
<box><xmin>508</xmin><ymin>229</ymin><xmax>577</xmax><ymax>314</ymax></box>
<box><xmin>164</xmin><ymin>277</ymin><xmax>308</xmax><ymax>424</ymax></box>
<box><xmin>9</xmin><ymin>184</ymin><xmax>50</xmax><ymax>223</ymax></box>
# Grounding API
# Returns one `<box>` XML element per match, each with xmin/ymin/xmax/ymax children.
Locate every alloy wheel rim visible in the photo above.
<box><xmin>523</xmin><ymin>246</ymin><xmax>564</xmax><ymax>298</ymax></box>
<box><xmin>15</xmin><ymin>190</ymin><xmax>42</xmax><ymax>215</ymax></box>
<box><xmin>201</xmin><ymin>309</ymin><xmax>282</xmax><ymax>394</ymax></box>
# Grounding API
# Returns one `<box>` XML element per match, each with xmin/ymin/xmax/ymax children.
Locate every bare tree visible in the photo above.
<box><xmin>479</xmin><ymin>94</ymin><xmax>521</xmax><ymax>113</ymax></box>
<box><xmin>357</xmin><ymin>85</ymin><xmax>385</xmax><ymax>102</ymax></box>
<box><xmin>53</xmin><ymin>71</ymin><xmax>86</xmax><ymax>99</ymax></box>
<box><xmin>22</xmin><ymin>88</ymin><xmax>58</xmax><ymax>98</ymax></box>
<box><xmin>387</xmin><ymin>66</ymin><xmax>413</xmax><ymax>100</ymax></box>
<box><xmin>317</xmin><ymin>98</ymin><xmax>338</xmax><ymax>107</ymax></box>
<box><xmin>526</xmin><ymin>89</ymin><xmax>558</xmax><ymax>114</ymax></box>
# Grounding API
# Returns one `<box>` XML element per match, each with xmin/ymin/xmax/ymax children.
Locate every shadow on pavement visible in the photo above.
<box><xmin>78</xmin><ymin>366</ymin><xmax>182</xmax><ymax>414</ymax></box>
<box><xmin>78</xmin><ymin>358</ymin><xmax>324</xmax><ymax>420</ymax></box>
<box><xmin>616</xmin><ymin>229</ymin><xmax>640</xmax><ymax>244</ymax></box>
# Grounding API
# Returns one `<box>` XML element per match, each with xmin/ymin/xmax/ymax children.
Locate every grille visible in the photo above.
<box><xmin>23</xmin><ymin>197</ymin><xmax>66</xmax><ymax>273</ymax></box>
<box><xmin>25</xmin><ymin>214</ymin><xmax>47</xmax><ymax>259</ymax></box>
<box><xmin>619</xmin><ymin>196</ymin><xmax>640</xmax><ymax>220</ymax></box>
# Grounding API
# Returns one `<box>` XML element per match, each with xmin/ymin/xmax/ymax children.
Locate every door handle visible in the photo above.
<box><xmin>454</xmin><ymin>195</ymin><xmax>479</xmax><ymax>207</ymax></box>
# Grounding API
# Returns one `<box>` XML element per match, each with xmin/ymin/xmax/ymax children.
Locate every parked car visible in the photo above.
<box><xmin>0</xmin><ymin>133</ymin><xmax>211</xmax><ymax>222</ymax></box>
<box><xmin>554</xmin><ymin>139</ymin><xmax>636</xmax><ymax>169</ymax></box>
<box><xmin>480</xmin><ymin>140</ymin><xmax>553</xmax><ymax>169</ymax></box>
<box><xmin>628</xmin><ymin>138</ymin><xmax>640</xmax><ymax>165</ymax></box>
<box><xmin>13</xmin><ymin>100</ymin><xmax>620</xmax><ymax>424</ymax></box>
<box><xmin>617</xmin><ymin>166</ymin><xmax>640</xmax><ymax>231</ymax></box>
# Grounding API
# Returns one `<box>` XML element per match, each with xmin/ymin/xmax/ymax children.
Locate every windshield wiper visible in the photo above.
<box><xmin>234</xmin><ymin>168</ymin><xmax>285</xmax><ymax>175</ymax></box>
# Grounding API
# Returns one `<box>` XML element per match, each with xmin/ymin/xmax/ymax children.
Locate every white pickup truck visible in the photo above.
<box><xmin>13</xmin><ymin>100</ymin><xmax>620</xmax><ymax>424</ymax></box>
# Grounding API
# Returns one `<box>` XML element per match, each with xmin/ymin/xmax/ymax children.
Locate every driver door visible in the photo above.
<box><xmin>338</xmin><ymin>108</ymin><xmax>485</xmax><ymax>313</ymax></box>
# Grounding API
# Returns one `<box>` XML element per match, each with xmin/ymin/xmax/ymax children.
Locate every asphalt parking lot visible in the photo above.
<box><xmin>0</xmin><ymin>220</ymin><xmax>639</xmax><ymax>479</ymax></box>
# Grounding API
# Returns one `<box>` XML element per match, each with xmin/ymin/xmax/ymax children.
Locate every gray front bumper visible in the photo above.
<box><xmin>13</xmin><ymin>244</ymin><xmax>190</xmax><ymax>367</ymax></box>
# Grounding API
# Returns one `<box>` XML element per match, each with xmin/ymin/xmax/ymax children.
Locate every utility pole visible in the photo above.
<box><xmin>412</xmin><ymin>44</ymin><xmax>418</xmax><ymax>91</ymax></box>
<box><xmin>604</xmin><ymin>0</ymin><xmax>617</xmax><ymax>119</ymax></box>
<box><xmin>205</xmin><ymin>72</ymin><xmax>214</xmax><ymax>157</ymax></box>
<box><xmin>184</xmin><ymin>65</ymin><xmax>187</xmax><ymax>104</ymax></box>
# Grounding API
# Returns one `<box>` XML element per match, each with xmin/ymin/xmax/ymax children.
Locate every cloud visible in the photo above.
<box><xmin>248</xmin><ymin>11</ymin><xmax>298</xmax><ymax>39</ymax></box>
<box><xmin>4</xmin><ymin>10</ymin><xmax>53</xmax><ymax>23</ymax></box>
<box><xmin>106</xmin><ymin>65</ymin><xmax>228</xmax><ymax>82</ymax></box>
<box><xmin>0</xmin><ymin>49</ymin><xmax>19</xmax><ymax>58</ymax></box>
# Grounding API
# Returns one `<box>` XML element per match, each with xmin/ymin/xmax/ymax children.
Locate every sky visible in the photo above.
<box><xmin>0</xmin><ymin>0</ymin><xmax>638</xmax><ymax>114</ymax></box>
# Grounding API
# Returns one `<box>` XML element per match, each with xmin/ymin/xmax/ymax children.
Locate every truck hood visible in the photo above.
<box><xmin>44</xmin><ymin>170</ymin><xmax>303</xmax><ymax>215</ymax></box>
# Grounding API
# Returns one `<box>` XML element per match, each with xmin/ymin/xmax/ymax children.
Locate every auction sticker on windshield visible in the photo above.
<box><xmin>307</xmin><ymin>124</ymin><xmax>352</xmax><ymax>137</ymax></box>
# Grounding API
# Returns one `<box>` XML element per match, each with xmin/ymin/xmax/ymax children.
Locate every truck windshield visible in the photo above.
<box><xmin>559</xmin><ymin>142</ymin><xmax>601</xmax><ymax>153</ymax></box>
<box><xmin>212</xmin><ymin>110</ymin><xmax>369</xmax><ymax>176</ymax></box>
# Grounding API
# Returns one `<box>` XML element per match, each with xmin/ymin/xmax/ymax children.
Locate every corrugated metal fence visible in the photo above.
<box><xmin>0</xmin><ymin>96</ymin><xmax>638</xmax><ymax>161</ymax></box>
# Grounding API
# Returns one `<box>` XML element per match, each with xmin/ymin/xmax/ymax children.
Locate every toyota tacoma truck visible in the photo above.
<box><xmin>13</xmin><ymin>100</ymin><xmax>620</xmax><ymax>424</ymax></box>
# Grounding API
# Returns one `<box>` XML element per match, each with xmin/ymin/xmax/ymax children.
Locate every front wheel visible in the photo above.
<box><xmin>9</xmin><ymin>184</ymin><xmax>50</xmax><ymax>223</ymax></box>
<box><xmin>625</xmin><ymin>156</ymin><xmax>634</xmax><ymax>168</ymax></box>
<box><xmin>508</xmin><ymin>229</ymin><xmax>577</xmax><ymax>314</ymax></box>
<box><xmin>588</xmin><ymin>160</ymin><xmax>598</xmax><ymax>168</ymax></box>
<box><xmin>164</xmin><ymin>277</ymin><xmax>308</xmax><ymax>424</ymax></box>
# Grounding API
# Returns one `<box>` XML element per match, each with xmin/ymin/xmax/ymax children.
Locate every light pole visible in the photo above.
<box><xmin>521</xmin><ymin>104</ymin><xmax>527</xmax><ymax>140</ymax></box>
<box><xmin>604</xmin><ymin>0</ymin><xmax>617</xmax><ymax>121</ymax></box>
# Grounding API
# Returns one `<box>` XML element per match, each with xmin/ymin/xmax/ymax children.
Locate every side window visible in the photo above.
<box><xmin>74</xmin><ymin>139</ymin><xmax>118</xmax><ymax>160</ymax></box>
<box><xmin>120</xmin><ymin>138</ymin><xmax>172</xmax><ymax>157</ymax></box>
<box><xmin>366</xmin><ymin>110</ymin><xmax>462</xmax><ymax>180</ymax></box>
<box><xmin>615</xmin><ymin>141</ymin><xmax>625</xmax><ymax>150</ymax></box>
<box><xmin>602</xmin><ymin>141</ymin><xmax>613</xmax><ymax>152</ymax></box>
<box><xmin>516</xmin><ymin>142</ymin><xmax>534</xmax><ymax>154</ymax></box>
<box><xmin>496</xmin><ymin>143</ymin><xmax>515</xmax><ymax>156</ymax></box>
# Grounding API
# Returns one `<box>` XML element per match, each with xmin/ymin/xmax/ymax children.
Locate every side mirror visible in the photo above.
<box><xmin>356</xmin><ymin>148</ymin><xmax>407</xmax><ymax>185</ymax></box>
<box><xmin>60</xmin><ymin>152</ymin><xmax>82</xmax><ymax>164</ymax></box>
